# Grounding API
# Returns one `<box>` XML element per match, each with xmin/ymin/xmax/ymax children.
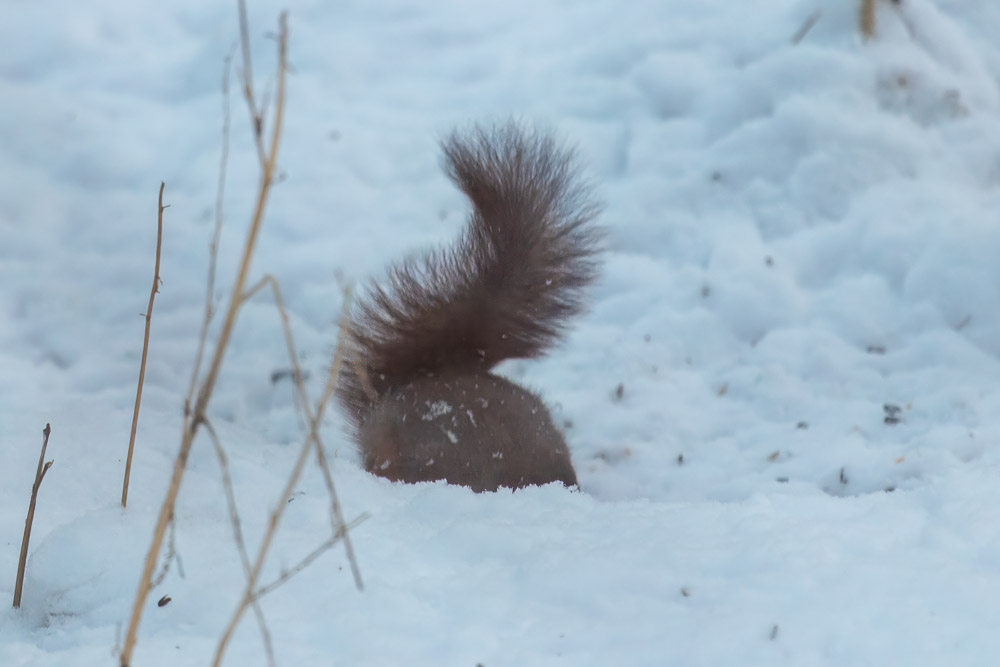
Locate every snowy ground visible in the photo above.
<box><xmin>3</xmin><ymin>0</ymin><xmax>1000</xmax><ymax>664</ymax></box>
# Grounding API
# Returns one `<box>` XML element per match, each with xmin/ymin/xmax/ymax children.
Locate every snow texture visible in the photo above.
<box><xmin>4</xmin><ymin>0</ymin><xmax>1000</xmax><ymax>665</ymax></box>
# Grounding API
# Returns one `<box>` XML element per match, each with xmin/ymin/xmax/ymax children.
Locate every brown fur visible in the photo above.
<box><xmin>337</xmin><ymin>122</ymin><xmax>601</xmax><ymax>492</ymax></box>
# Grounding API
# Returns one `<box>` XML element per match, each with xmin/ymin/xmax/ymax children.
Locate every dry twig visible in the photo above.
<box><xmin>13</xmin><ymin>424</ymin><xmax>53</xmax><ymax>608</ymax></box>
<box><xmin>251</xmin><ymin>513</ymin><xmax>369</xmax><ymax>604</ymax></box>
<box><xmin>119</xmin><ymin>10</ymin><xmax>289</xmax><ymax>666</ymax></box>
<box><xmin>238</xmin><ymin>0</ymin><xmax>268</xmax><ymax>169</ymax></box>
<box><xmin>122</xmin><ymin>182</ymin><xmax>166</xmax><ymax>508</ymax></box>
<box><xmin>211</xmin><ymin>418</ymin><xmax>319</xmax><ymax>666</ymax></box>
<box><xmin>150</xmin><ymin>517</ymin><xmax>185</xmax><ymax>587</ymax></box>
<box><xmin>860</xmin><ymin>0</ymin><xmax>878</xmax><ymax>40</ymax></box>
<box><xmin>123</xmin><ymin>7</ymin><xmax>363</xmax><ymax>664</ymax></box>
<box><xmin>860</xmin><ymin>0</ymin><xmax>904</xmax><ymax>42</ymax></box>
<box><xmin>204</xmin><ymin>420</ymin><xmax>276</xmax><ymax>667</ymax></box>
<box><xmin>242</xmin><ymin>277</ymin><xmax>363</xmax><ymax>587</ymax></box>
<box><xmin>186</xmin><ymin>50</ymin><xmax>235</xmax><ymax>418</ymax></box>
<box><xmin>212</xmin><ymin>287</ymin><xmax>363</xmax><ymax>666</ymax></box>
<box><xmin>791</xmin><ymin>10</ymin><xmax>822</xmax><ymax>44</ymax></box>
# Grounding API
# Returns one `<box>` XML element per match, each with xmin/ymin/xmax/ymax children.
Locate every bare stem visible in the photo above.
<box><xmin>312</xmin><ymin>289</ymin><xmax>364</xmax><ymax>589</ymax></box>
<box><xmin>211</xmin><ymin>417</ymin><xmax>313</xmax><ymax>667</ymax></box>
<box><xmin>204</xmin><ymin>420</ymin><xmax>275</xmax><ymax>667</ymax></box>
<box><xmin>212</xmin><ymin>287</ymin><xmax>361</xmax><ymax>666</ymax></box>
<box><xmin>119</xmin><ymin>11</ymin><xmax>288</xmax><ymax>667</ymax></box>
<box><xmin>791</xmin><ymin>10</ymin><xmax>822</xmax><ymax>44</ymax></box>
<box><xmin>242</xmin><ymin>277</ymin><xmax>363</xmax><ymax>588</ymax></box>
<box><xmin>251</xmin><ymin>513</ymin><xmax>369</xmax><ymax>604</ymax></box>
<box><xmin>859</xmin><ymin>0</ymin><xmax>877</xmax><ymax>40</ymax></box>
<box><xmin>186</xmin><ymin>49</ymin><xmax>235</xmax><ymax>422</ymax></box>
<box><xmin>13</xmin><ymin>424</ymin><xmax>53</xmax><ymax>608</ymax></box>
<box><xmin>150</xmin><ymin>517</ymin><xmax>184</xmax><ymax>588</ymax></box>
<box><xmin>238</xmin><ymin>0</ymin><xmax>268</xmax><ymax>169</ymax></box>
<box><xmin>122</xmin><ymin>182</ymin><xmax>166</xmax><ymax>508</ymax></box>
<box><xmin>193</xmin><ymin>12</ymin><xmax>286</xmax><ymax>419</ymax></box>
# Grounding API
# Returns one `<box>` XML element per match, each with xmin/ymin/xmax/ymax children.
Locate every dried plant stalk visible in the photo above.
<box><xmin>118</xmin><ymin>10</ymin><xmax>288</xmax><ymax>667</ymax></box>
<box><xmin>238</xmin><ymin>0</ymin><xmax>268</xmax><ymax>169</ymax></box>
<box><xmin>122</xmin><ymin>182</ymin><xmax>166</xmax><ymax>509</ymax></box>
<box><xmin>185</xmin><ymin>50</ymin><xmax>234</xmax><ymax>418</ymax></box>
<box><xmin>251</xmin><ymin>514</ymin><xmax>368</xmax><ymax>603</ymax></box>
<box><xmin>211</xmin><ymin>286</ymin><xmax>362</xmax><ymax>667</ymax></box>
<box><xmin>204</xmin><ymin>419</ymin><xmax>276</xmax><ymax>667</ymax></box>
<box><xmin>791</xmin><ymin>10</ymin><xmax>822</xmax><ymax>45</ymax></box>
<box><xmin>241</xmin><ymin>276</ymin><xmax>362</xmax><ymax>587</ymax></box>
<box><xmin>860</xmin><ymin>0</ymin><xmax>878</xmax><ymax>40</ymax></box>
<box><xmin>13</xmin><ymin>424</ymin><xmax>53</xmax><ymax>609</ymax></box>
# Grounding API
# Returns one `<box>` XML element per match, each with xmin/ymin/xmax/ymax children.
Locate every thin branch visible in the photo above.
<box><xmin>14</xmin><ymin>424</ymin><xmax>53</xmax><ymax>608</ymax></box>
<box><xmin>238</xmin><ymin>0</ymin><xmax>268</xmax><ymax>169</ymax></box>
<box><xmin>119</xmin><ymin>11</ymin><xmax>289</xmax><ymax>667</ymax></box>
<box><xmin>150</xmin><ymin>516</ymin><xmax>184</xmax><ymax>588</ymax></box>
<box><xmin>251</xmin><ymin>513</ymin><xmax>369</xmax><ymax>603</ymax></box>
<box><xmin>313</xmin><ymin>445</ymin><xmax>363</xmax><ymax>585</ymax></box>
<box><xmin>791</xmin><ymin>10</ymin><xmax>822</xmax><ymax>44</ymax></box>
<box><xmin>258</xmin><ymin>75</ymin><xmax>275</xmax><ymax>149</ymax></box>
<box><xmin>242</xmin><ymin>277</ymin><xmax>363</xmax><ymax>589</ymax></box>
<box><xmin>239</xmin><ymin>275</ymin><xmax>306</xmax><ymax>423</ymax></box>
<box><xmin>309</xmin><ymin>313</ymin><xmax>364</xmax><ymax>588</ymax></box>
<box><xmin>859</xmin><ymin>0</ymin><xmax>903</xmax><ymax>42</ymax></box>
<box><xmin>243</xmin><ymin>272</ymin><xmax>306</xmax><ymax>423</ymax></box>
<box><xmin>194</xmin><ymin>10</ymin><xmax>287</xmax><ymax>416</ymax></box>
<box><xmin>212</xmin><ymin>286</ymin><xmax>359</xmax><ymax>667</ymax></box>
<box><xmin>211</xmin><ymin>415</ymin><xmax>313</xmax><ymax>667</ymax></box>
<box><xmin>186</xmin><ymin>48</ymin><xmax>236</xmax><ymax>421</ymax></box>
<box><xmin>310</xmin><ymin>289</ymin><xmax>363</xmax><ymax>588</ymax></box>
<box><xmin>203</xmin><ymin>419</ymin><xmax>275</xmax><ymax>667</ymax></box>
<box><xmin>203</xmin><ymin>421</ymin><xmax>252</xmax><ymax>575</ymax></box>
<box><xmin>860</xmin><ymin>0</ymin><xmax>877</xmax><ymax>40</ymax></box>
<box><xmin>122</xmin><ymin>182</ymin><xmax>166</xmax><ymax>508</ymax></box>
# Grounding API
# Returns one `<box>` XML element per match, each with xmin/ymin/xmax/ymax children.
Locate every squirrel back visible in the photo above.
<box><xmin>337</xmin><ymin>122</ymin><xmax>601</xmax><ymax>492</ymax></box>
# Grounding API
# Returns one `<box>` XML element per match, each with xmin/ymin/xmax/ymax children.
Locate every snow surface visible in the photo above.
<box><xmin>4</xmin><ymin>0</ymin><xmax>1000</xmax><ymax>664</ymax></box>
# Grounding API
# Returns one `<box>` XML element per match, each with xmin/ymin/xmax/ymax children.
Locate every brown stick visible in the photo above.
<box><xmin>122</xmin><ymin>182</ymin><xmax>166</xmax><ymax>508</ymax></box>
<box><xmin>310</xmin><ymin>290</ymin><xmax>364</xmax><ymax>588</ymax></box>
<box><xmin>251</xmin><ymin>513</ymin><xmax>369</xmax><ymax>604</ymax></box>
<box><xmin>13</xmin><ymin>424</ymin><xmax>53</xmax><ymax>608</ymax></box>
<box><xmin>150</xmin><ymin>517</ymin><xmax>184</xmax><ymax>587</ymax></box>
<box><xmin>186</xmin><ymin>50</ymin><xmax>235</xmax><ymax>421</ymax></box>
<box><xmin>791</xmin><ymin>10</ymin><xmax>822</xmax><ymax>44</ymax></box>
<box><xmin>119</xmin><ymin>11</ymin><xmax>288</xmax><ymax>666</ymax></box>
<box><xmin>204</xmin><ymin>420</ymin><xmax>276</xmax><ymax>667</ymax></box>
<box><xmin>211</xmin><ymin>291</ymin><xmax>359</xmax><ymax>667</ymax></box>
<box><xmin>193</xmin><ymin>11</ymin><xmax>286</xmax><ymax>421</ymax></box>
<box><xmin>241</xmin><ymin>276</ymin><xmax>363</xmax><ymax>589</ymax></box>
<box><xmin>211</xmin><ymin>421</ymin><xmax>315</xmax><ymax>667</ymax></box>
<box><xmin>859</xmin><ymin>0</ymin><xmax>878</xmax><ymax>40</ymax></box>
<box><xmin>238</xmin><ymin>0</ymin><xmax>268</xmax><ymax>169</ymax></box>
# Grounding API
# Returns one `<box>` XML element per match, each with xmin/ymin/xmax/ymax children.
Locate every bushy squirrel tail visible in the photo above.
<box><xmin>338</xmin><ymin>122</ymin><xmax>601</xmax><ymax>433</ymax></box>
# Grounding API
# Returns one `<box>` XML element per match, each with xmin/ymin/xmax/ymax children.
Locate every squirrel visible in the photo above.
<box><xmin>336</xmin><ymin>122</ymin><xmax>601</xmax><ymax>493</ymax></box>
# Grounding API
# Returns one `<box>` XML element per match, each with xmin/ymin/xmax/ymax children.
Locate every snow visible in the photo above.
<box><xmin>3</xmin><ymin>0</ymin><xmax>1000</xmax><ymax>664</ymax></box>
